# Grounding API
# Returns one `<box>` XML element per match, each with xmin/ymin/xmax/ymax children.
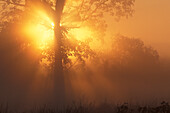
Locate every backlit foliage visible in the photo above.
<box><xmin>0</xmin><ymin>0</ymin><xmax>135</xmax><ymax>70</ymax></box>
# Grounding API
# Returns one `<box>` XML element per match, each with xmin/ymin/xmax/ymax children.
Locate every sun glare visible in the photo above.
<box><xmin>69</xmin><ymin>27</ymin><xmax>92</xmax><ymax>41</ymax></box>
<box><xmin>22</xmin><ymin>9</ymin><xmax>54</xmax><ymax>52</ymax></box>
<box><xmin>21</xmin><ymin>7</ymin><xmax>94</xmax><ymax>66</ymax></box>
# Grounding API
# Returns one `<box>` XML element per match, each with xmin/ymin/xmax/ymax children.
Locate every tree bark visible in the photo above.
<box><xmin>52</xmin><ymin>0</ymin><xmax>66</xmax><ymax>105</ymax></box>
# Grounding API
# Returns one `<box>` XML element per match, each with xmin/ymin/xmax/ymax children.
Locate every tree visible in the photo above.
<box><xmin>93</xmin><ymin>35</ymin><xmax>160</xmax><ymax>78</ymax></box>
<box><xmin>111</xmin><ymin>35</ymin><xmax>159</xmax><ymax>67</ymax></box>
<box><xmin>0</xmin><ymin>0</ymin><xmax>135</xmax><ymax>69</ymax></box>
<box><xmin>0</xmin><ymin>0</ymin><xmax>135</xmax><ymax>104</ymax></box>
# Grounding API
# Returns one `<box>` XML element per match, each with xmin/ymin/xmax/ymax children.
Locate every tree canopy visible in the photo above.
<box><xmin>0</xmin><ymin>0</ymin><xmax>135</xmax><ymax>70</ymax></box>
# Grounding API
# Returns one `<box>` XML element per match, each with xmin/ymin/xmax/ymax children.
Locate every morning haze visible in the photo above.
<box><xmin>106</xmin><ymin>0</ymin><xmax>170</xmax><ymax>58</ymax></box>
<box><xmin>0</xmin><ymin>0</ymin><xmax>170</xmax><ymax>112</ymax></box>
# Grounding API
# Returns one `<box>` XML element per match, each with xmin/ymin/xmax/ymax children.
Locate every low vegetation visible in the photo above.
<box><xmin>1</xmin><ymin>101</ymin><xmax>170</xmax><ymax>113</ymax></box>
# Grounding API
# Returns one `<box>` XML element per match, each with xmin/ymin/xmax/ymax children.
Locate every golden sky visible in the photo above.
<box><xmin>106</xmin><ymin>0</ymin><xmax>170</xmax><ymax>58</ymax></box>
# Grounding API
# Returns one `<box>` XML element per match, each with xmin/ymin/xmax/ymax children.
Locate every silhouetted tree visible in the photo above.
<box><xmin>112</xmin><ymin>35</ymin><xmax>159</xmax><ymax>67</ymax></box>
<box><xmin>0</xmin><ymin>0</ymin><xmax>135</xmax><ymax>71</ymax></box>
<box><xmin>0</xmin><ymin>0</ymin><xmax>135</xmax><ymax>104</ymax></box>
<box><xmin>93</xmin><ymin>35</ymin><xmax>159</xmax><ymax>70</ymax></box>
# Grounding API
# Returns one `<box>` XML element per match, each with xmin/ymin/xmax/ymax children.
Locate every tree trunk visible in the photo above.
<box><xmin>52</xmin><ymin>0</ymin><xmax>66</xmax><ymax>105</ymax></box>
<box><xmin>25</xmin><ymin>0</ymin><xmax>66</xmax><ymax>105</ymax></box>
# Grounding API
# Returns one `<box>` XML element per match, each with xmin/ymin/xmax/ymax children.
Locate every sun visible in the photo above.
<box><xmin>51</xmin><ymin>22</ymin><xmax>55</xmax><ymax>29</ymax></box>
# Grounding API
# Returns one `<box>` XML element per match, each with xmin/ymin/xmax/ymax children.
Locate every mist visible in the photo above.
<box><xmin>106</xmin><ymin>0</ymin><xmax>170</xmax><ymax>58</ymax></box>
<box><xmin>1</xmin><ymin>23</ymin><xmax>170</xmax><ymax>110</ymax></box>
<box><xmin>0</xmin><ymin>0</ymin><xmax>170</xmax><ymax>112</ymax></box>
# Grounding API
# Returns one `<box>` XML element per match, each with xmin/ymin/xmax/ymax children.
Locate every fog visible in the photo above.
<box><xmin>106</xmin><ymin>0</ymin><xmax>170</xmax><ymax>58</ymax></box>
<box><xmin>0</xmin><ymin>0</ymin><xmax>170</xmax><ymax>111</ymax></box>
<box><xmin>0</xmin><ymin>23</ymin><xmax>170</xmax><ymax>110</ymax></box>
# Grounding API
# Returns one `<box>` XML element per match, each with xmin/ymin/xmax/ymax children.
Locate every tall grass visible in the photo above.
<box><xmin>0</xmin><ymin>101</ymin><xmax>170</xmax><ymax>113</ymax></box>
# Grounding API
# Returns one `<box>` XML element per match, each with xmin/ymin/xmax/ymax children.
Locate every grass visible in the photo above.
<box><xmin>0</xmin><ymin>101</ymin><xmax>170</xmax><ymax>113</ymax></box>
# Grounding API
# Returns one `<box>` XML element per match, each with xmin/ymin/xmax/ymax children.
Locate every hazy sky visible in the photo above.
<box><xmin>107</xmin><ymin>0</ymin><xmax>170</xmax><ymax>58</ymax></box>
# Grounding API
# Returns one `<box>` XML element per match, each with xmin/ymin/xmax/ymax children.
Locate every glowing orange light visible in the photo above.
<box><xmin>22</xmin><ymin>9</ymin><xmax>54</xmax><ymax>51</ymax></box>
<box><xmin>51</xmin><ymin>22</ymin><xmax>55</xmax><ymax>29</ymax></box>
<box><xmin>69</xmin><ymin>27</ymin><xmax>92</xmax><ymax>41</ymax></box>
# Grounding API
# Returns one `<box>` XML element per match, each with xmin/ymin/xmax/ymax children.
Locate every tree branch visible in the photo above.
<box><xmin>82</xmin><ymin>1</ymin><xmax>106</xmax><ymax>21</ymax></box>
<box><xmin>0</xmin><ymin>0</ymin><xmax>25</xmax><ymax>6</ymax></box>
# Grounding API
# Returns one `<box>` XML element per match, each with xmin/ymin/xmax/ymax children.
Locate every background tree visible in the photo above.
<box><xmin>94</xmin><ymin>35</ymin><xmax>159</xmax><ymax>74</ymax></box>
